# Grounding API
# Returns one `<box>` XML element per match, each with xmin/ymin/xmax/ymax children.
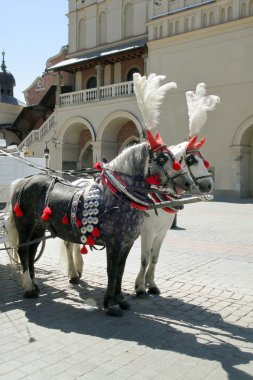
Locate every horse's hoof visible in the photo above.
<box><xmin>136</xmin><ymin>291</ymin><xmax>149</xmax><ymax>299</ymax></box>
<box><xmin>33</xmin><ymin>284</ymin><xmax>40</xmax><ymax>293</ymax></box>
<box><xmin>106</xmin><ymin>305</ymin><xmax>123</xmax><ymax>317</ymax></box>
<box><xmin>24</xmin><ymin>290</ymin><xmax>39</xmax><ymax>298</ymax></box>
<box><xmin>118</xmin><ymin>299</ymin><xmax>130</xmax><ymax>310</ymax></box>
<box><xmin>148</xmin><ymin>287</ymin><xmax>161</xmax><ymax>295</ymax></box>
<box><xmin>69</xmin><ymin>276</ymin><xmax>81</xmax><ymax>284</ymax></box>
<box><xmin>78</xmin><ymin>272</ymin><xmax>82</xmax><ymax>278</ymax></box>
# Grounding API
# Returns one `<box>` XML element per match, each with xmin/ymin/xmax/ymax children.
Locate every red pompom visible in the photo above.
<box><xmin>94</xmin><ymin>161</ymin><xmax>103</xmax><ymax>171</ymax></box>
<box><xmin>92</xmin><ymin>227</ymin><xmax>100</xmax><ymax>238</ymax></box>
<box><xmin>76</xmin><ymin>218</ymin><xmax>82</xmax><ymax>227</ymax></box>
<box><xmin>41</xmin><ymin>206</ymin><xmax>52</xmax><ymax>221</ymax></box>
<box><xmin>86</xmin><ymin>235</ymin><xmax>95</xmax><ymax>246</ymax></box>
<box><xmin>204</xmin><ymin>160</ymin><xmax>210</xmax><ymax>169</ymax></box>
<box><xmin>62</xmin><ymin>214</ymin><xmax>69</xmax><ymax>224</ymax></box>
<box><xmin>13</xmin><ymin>202</ymin><xmax>24</xmax><ymax>217</ymax></box>
<box><xmin>173</xmin><ymin>160</ymin><xmax>181</xmax><ymax>171</ymax></box>
<box><xmin>146</xmin><ymin>175</ymin><xmax>161</xmax><ymax>185</ymax></box>
<box><xmin>80</xmin><ymin>245</ymin><xmax>88</xmax><ymax>254</ymax></box>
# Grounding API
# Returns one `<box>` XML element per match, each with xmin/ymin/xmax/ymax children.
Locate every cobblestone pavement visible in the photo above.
<box><xmin>0</xmin><ymin>197</ymin><xmax>253</xmax><ymax>380</ymax></box>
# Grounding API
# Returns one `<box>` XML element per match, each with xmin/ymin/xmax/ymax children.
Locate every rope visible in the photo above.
<box><xmin>0</xmin><ymin>233</ymin><xmax>54</xmax><ymax>252</ymax></box>
<box><xmin>0</xmin><ymin>148</ymin><xmax>100</xmax><ymax>179</ymax></box>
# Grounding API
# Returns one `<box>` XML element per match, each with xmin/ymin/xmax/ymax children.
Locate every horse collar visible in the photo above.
<box><xmin>101</xmin><ymin>167</ymin><xmax>150</xmax><ymax>211</ymax></box>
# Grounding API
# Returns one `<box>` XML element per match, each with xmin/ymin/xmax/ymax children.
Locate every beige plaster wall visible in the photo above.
<box><xmin>147</xmin><ymin>18</ymin><xmax>253</xmax><ymax>195</ymax></box>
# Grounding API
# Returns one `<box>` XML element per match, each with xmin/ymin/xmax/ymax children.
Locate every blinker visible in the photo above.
<box><xmin>155</xmin><ymin>152</ymin><xmax>169</xmax><ymax>166</ymax></box>
<box><xmin>186</xmin><ymin>154</ymin><xmax>198</xmax><ymax>166</ymax></box>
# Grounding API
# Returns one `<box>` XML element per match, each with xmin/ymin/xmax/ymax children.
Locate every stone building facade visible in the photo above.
<box><xmin>21</xmin><ymin>0</ymin><xmax>253</xmax><ymax>197</ymax></box>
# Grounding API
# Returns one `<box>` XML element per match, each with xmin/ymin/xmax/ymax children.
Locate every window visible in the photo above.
<box><xmin>86</xmin><ymin>76</ymin><xmax>97</xmax><ymax>89</ymax></box>
<box><xmin>99</xmin><ymin>12</ymin><xmax>106</xmax><ymax>44</ymax></box>
<box><xmin>124</xmin><ymin>3</ymin><xmax>133</xmax><ymax>37</ymax></box>
<box><xmin>127</xmin><ymin>68</ymin><xmax>140</xmax><ymax>81</ymax></box>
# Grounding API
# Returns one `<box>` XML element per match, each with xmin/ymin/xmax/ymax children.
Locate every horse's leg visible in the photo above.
<box><xmin>73</xmin><ymin>244</ymin><xmax>83</xmax><ymax>278</ymax></box>
<box><xmin>24</xmin><ymin>230</ymin><xmax>46</xmax><ymax>297</ymax></box>
<box><xmin>18</xmin><ymin>241</ymin><xmax>38</xmax><ymax>298</ymax></box>
<box><xmin>64</xmin><ymin>241</ymin><xmax>81</xmax><ymax>284</ymax></box>
<box><xmin>135</xmin><ymin>231</ymin><xmax>153</xmax><ymax>297</ymax></box>
<box><xmin>115</xmin><ymin>244</ymin><xmax>133</xmax><ymax>310</ymax></box>
<box><xmin>145</xmin><ymin>232</ymin><xmax>167</xmax><ymax>295</ymax></box>
<box><xmin>28</xmin><ymin>241</ymin><xmax>41</xmax><ymax>294</ymax></box>
<box><xmin>104</xmin><ymin>244</ymin><xmax>122</xmax><ymax>317</ymax></box>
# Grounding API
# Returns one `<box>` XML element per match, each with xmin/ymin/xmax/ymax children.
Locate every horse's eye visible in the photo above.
<box><xmin>186</xmin><ymin>154</ymin><xmax>197</xmax><ymax>166</ymax></box>
<box><xmin>155</xmin><ymin>153</ymin><xmax>169</xmax><ymax>166</ymax></box>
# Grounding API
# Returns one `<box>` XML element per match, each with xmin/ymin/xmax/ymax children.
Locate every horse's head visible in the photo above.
<box><xmin>171</xmin><ymin>135</ymin><xmax>214</xmax><ymax>194</ymax></box>
<box><xmin>147</xmin><ymin>130</ymin><xmax>193</xmax><ymax>194</ymax></box>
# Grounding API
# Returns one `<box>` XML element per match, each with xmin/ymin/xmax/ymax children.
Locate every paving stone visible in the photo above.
<box><xmin>1</xmin><ymin>199</ymin><xmax>253</xmax><ymax>379</ymax></box>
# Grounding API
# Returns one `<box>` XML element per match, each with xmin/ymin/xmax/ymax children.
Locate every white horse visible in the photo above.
<box><xmin>134</xmin><ymin>135</ymin><xmax>213</xmax><ymax>296</ymax></box>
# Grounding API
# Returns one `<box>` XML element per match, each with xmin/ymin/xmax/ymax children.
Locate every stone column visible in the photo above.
<box><xmin>55</xmin><ymin>72</ymin><xmax>62</xmax><ymax>108</ymax></box>
<box><xmin>95</xmin><ymin>64</ymin><xmax>104</xmax><ymax>99</ymax></box>
<box><xmin>91</xmin><ymin>141</ymin><xmax>103</xmax><ymax>163</ymax></box>
<box><xmin>142</xmin><ymin>53</ymin><xmax>149</xmax><ymax>75</ymax></box>
<box><xmin>92</xmin><ymin>140</ymin><xmax>118</xmax><ymax>163</ymax></box>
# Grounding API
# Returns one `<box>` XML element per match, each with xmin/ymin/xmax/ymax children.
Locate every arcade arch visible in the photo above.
<box><xmin>94</xmin><ymin>111</ymin><xmax>144</xmax><ymax>161</ymax></box>
<box><xmin>230</xmin><ymin>116</ymin><xmax>253</xmax><ymax>197</ymax></box>
<box><xmin>57</xmin><ymin>117</ymin><xmax>95</xmax><ymax>173</ymax></box>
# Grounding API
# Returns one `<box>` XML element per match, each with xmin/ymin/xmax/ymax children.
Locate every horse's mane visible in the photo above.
<box><xmin>109</xmin><ymin>142</ymin><xmax>149</xmax><ymax>178</ymax></box>
<box><xmin>170</xmin><ymin>141</ymin><xmax>188</xmax><ymax>158</ymax></box>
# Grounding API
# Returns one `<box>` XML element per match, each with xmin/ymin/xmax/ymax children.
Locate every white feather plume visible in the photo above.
<box><xmin>186</xmin><ymin>83</ymin><xmax>220</xmax><ymax>136</ymax></box>
<box><xmin>133</xmin><ymin>73</ymin><xmax>177</xmax><ymax>130</ymax></box>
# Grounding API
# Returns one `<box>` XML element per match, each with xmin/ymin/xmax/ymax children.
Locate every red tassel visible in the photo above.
<box><xmin>173</xmin><ymin>160</ymin><xmax>181</xmax><ymax>171</ymax></box>
<box><xmin>204</xmin><ymin>160</ymin><xmax>210</xmax><ymax>169</ymax></box>
<box><xmin>92</xmin><ymin>227</ymin><xmax>100</xmax><ymax>238</ymax></box>
<box><xmin>13</xmin><ymin>202</ymin><xmax>24</xmax><ymax>217</ymax></box>
<box><xmin>41</xmin><ymin>206</ymin><xmax>52</xmax><ymax>221</ymax></box>
<box><xmin>146</xmin><ymin>175</ymin><xmax>161</xmax><ymax>185</ymax></box>
<box><xmin>86</xmin><ymin>235</ymin><xmax>95</xmax><ymax>246</ymax></box>
<box><xmin>80</xmin><ymin>245</ymin><xmax>88</xmax><ymax>254</ymax></box>
<box><xmin>62</xmin><ymin>214</ymin><xmax>69</xmax><ymax>224</ymax></box>
<box><xmin>94</xmin><ymin>161</ymin><xmax>103</xmax><ymax>171</ymax></box>
<box><xmin>76</xmin><ymin>218</ymin><xmax>82</xmax><ymax>227</ymax></box>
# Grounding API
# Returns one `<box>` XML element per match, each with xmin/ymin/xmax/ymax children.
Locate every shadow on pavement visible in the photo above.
<box><xmin>1</xmin><ymin>262</ymin><xmax>253</xmax><ymax>380</ymax></box>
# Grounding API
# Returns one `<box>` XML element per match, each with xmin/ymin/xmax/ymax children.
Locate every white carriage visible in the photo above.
<box><xmin>0</xmin><ymin>143</ymin><xmax>46</xmax><ymax>257</ymax></box>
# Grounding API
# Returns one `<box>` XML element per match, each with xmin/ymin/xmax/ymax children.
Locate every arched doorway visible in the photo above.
<box><xmin>230</xmin><ymin>116</ymin><xmax>253</xmax><ymax>197</ymax></box>
<box><xmin>58</xmin><ymin>117</ymin><xmax>95</xmax><ymax>178</ymax></box>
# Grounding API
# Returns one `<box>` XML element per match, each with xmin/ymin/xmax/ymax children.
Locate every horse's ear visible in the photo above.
<box><xmin>147</xmin><ymin>130</ymin><xmax>163</xmax><ymax>151</ymax></box>
<box><xmin>196</xmin><ymin>137</ymin><xmax>205</xmax><ymax>149</ymax></box>
<box><xmin>154</xmin><ymin>132</ymin><xmax>165</xmax><ymax>147</ymax></box>
<box><xmin>187</xmin><ymin>135</ymin><xmax>198</xmax><ymax>150</ymax></box>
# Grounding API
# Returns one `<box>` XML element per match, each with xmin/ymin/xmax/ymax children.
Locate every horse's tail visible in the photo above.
<box><xmin>59</xmin><ymin>240</ymin><xmax>68</xmax><ymax>265</ymax></box>
<box><xmin>7</xmin><ymin>179</ymin><xmax>22</xmax><ymax>264</ymax></box>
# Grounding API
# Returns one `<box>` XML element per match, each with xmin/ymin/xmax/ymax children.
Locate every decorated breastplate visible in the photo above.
<box><xmin>70</xmin><ymin>185</ymin><xmax>102</xmax><ymax>254</ymax></box>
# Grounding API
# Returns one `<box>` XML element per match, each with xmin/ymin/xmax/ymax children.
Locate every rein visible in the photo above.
<box><xmin>101</xmin><ymin>168</ymin><xmax>151</xmax><ymax>211</ymax></box>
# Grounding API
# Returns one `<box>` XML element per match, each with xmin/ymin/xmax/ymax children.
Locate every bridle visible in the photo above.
<box><xmin>148</xmin><ymin>147</ymin><xmax>187</xmax><ymax>188</ymax></box>
<box><xmin>183</xmin><ymin>149</ymin><xmax>212</xmax><ymax>187</ymax></box>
